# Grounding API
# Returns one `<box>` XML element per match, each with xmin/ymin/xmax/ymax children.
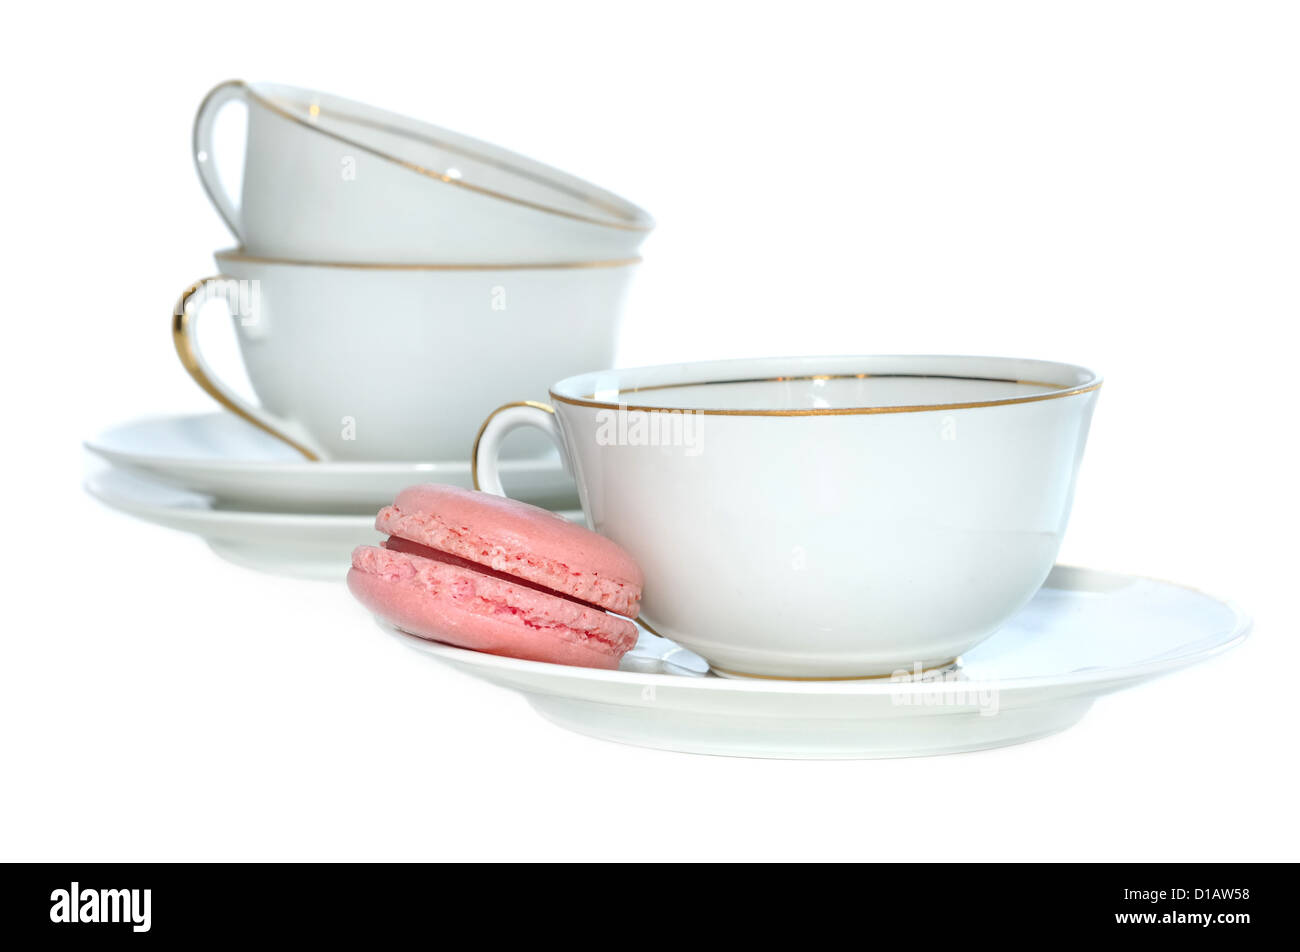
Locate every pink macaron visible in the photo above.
<box><xmin>348</xmin><ymin>484</ymin><xmax>643</xmax><ymax>669</ymax></box>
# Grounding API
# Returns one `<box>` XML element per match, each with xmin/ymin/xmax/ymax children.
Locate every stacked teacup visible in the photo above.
<box><xmin>179</xmin><ymin>80</ymin><xmax>652</xmax><ymax>465</ymax></box>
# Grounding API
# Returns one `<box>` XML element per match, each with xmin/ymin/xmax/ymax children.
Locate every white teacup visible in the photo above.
<box><xmin>474</xmin><ymin>356</ymin><xmax>1102</xmax><ymax>678</ymax></box>
<box><xmin>193</xmin><ymin>81</ymin><xmax>654</xmax><ymax>264</ymax></box>
<box><xmin>173</xmin><ymin>250</ymin><xmax>638</xmax><ymax>462</ymax></box>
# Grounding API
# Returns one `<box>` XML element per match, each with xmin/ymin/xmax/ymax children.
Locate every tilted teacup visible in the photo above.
<box><xmin>473</xmin><ymin>355</ymin><xmax>1101</xmax><ymax>678</ymax></box>
<box><xmin>193</xmin><ymin>80</ymin><xmax>654</xmax><ymax>264</ymax></box>
<box><xmin>173</xmin><ymin>249</ymin><xmax>638</xmax><ymax>462</ymax></box>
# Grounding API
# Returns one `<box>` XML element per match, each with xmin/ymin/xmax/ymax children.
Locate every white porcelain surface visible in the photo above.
<box><xmin>391</xmin><ymin>566</ymin><xmax>1248</xmax><ymax>759</ymax></box>
<box><xmin>85</xmin><ymin>413</ymin><xmax>578</xmax><ymax>513</ymax></box>
<box><xmin>475</xmin><ymin>355</ymin><xmax>1101</xmax><ymax>678</ymax></box>
<box><xmin>84</xmin><ymin>465</ymin><xmax>579</xmax><ymax>579</ymax></box>
<box><xmin>194</xmin><ymin>80</ymin><xmax>653</xmax><ymax>263</ymax></box>
<box><xmin>178</xmin><ymin>250</ymin><xmax>636</xmax><ymax>462</ymax></box>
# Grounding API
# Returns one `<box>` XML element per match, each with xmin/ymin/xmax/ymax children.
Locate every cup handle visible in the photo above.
<box><xmin>172</xmin><ymin>277</ymin><xmax>324</xmax><ymax>461</ymax></box>
<box><xmin>472</xmin><ymin>401</ymin><xmax>565</xmax><ymax>496</ymax></box>
<box><xmin>192</xmin><ymin>80</ymin><xmax>249</xmax><ymax>240</ymax></box>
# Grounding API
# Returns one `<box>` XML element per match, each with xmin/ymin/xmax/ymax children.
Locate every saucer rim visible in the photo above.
<box><xmin>84</xmin><ymin>471</ymin><xmax>376</xmax><ymax>528</ymax></box>
<box><xmin>84</xmin><ymin>412</ymin><xmax>566</xmax><ymax>475</ymax></box>
<box><xmin>85</xmin><ymin>468</ymin><xmax>583</xmax><ymax>529</ymax></box>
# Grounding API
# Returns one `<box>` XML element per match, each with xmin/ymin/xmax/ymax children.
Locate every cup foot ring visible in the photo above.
<box><xmin>710</xmin><ymin>658</ymin><xmax>961</xmax><ymax>682</ymax></box>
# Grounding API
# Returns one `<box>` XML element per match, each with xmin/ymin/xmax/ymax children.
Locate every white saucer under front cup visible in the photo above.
<box><xmin>84</xmin><ymin>413</ymin><xmax>578</xmax><ymax>513</ymax></box>
<box><xmin>389</xmin><ymin>566</ymin><xmax>1249</xmax><ymax>759</ymax></box>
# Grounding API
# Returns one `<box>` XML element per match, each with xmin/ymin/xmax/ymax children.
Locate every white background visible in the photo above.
<box><xmin>3</xmin><ymin>0</ymin><xmax>1297</xmax><ymax>860</ymax></box>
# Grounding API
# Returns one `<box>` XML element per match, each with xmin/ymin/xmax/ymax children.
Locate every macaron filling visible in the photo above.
<box><xmin>375</xmin><ymin>499</ymin><xmax>641</xmax><ymax>617</ymax></box>
<box><xmin>351</xmin><ymin>543</ymin><xmax>637</xmax><ymax>652</ymax></box>
<box><xmin>381</xmin><ymin>535</ymin><xmax>610</xmax><ymax>613</ymax></box>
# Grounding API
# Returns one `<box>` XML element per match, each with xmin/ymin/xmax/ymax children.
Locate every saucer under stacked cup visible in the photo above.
<box><xmin>84</xmin><ymin>80</ymin><xmax>652</xmax><ymax>577</ymax></box>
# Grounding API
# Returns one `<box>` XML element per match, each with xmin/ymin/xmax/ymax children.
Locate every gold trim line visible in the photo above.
<box><xmin>214</xmin><ymin>249</ymin><xmax>641</xmax><ymax>271</ymax></box>
<box><xmin>550</xmin><ymin>374</ymin><xmax>1102</xmax><ymax>416</ymax></box>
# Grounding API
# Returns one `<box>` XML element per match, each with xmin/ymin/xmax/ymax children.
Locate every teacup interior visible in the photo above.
<box><xmin>607</xmin><ymin>376</ymin><xmax>1057</xmax><ymax>411</ymax></box>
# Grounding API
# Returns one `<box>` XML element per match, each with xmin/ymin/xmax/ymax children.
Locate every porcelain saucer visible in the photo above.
<box><xmin>387</xmin><ymin>566</ymin><xmax>1248</xmax><ymax>759</ymax></box>
<box><xmin>85</xmin><ymin>466</ymin><xmax>578</xmax><ymax>580</ymax></box>
<box><xmin>84</xmin><ymin>413</ymin><xmax>578</xmax><ymax>513</ymax></box>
